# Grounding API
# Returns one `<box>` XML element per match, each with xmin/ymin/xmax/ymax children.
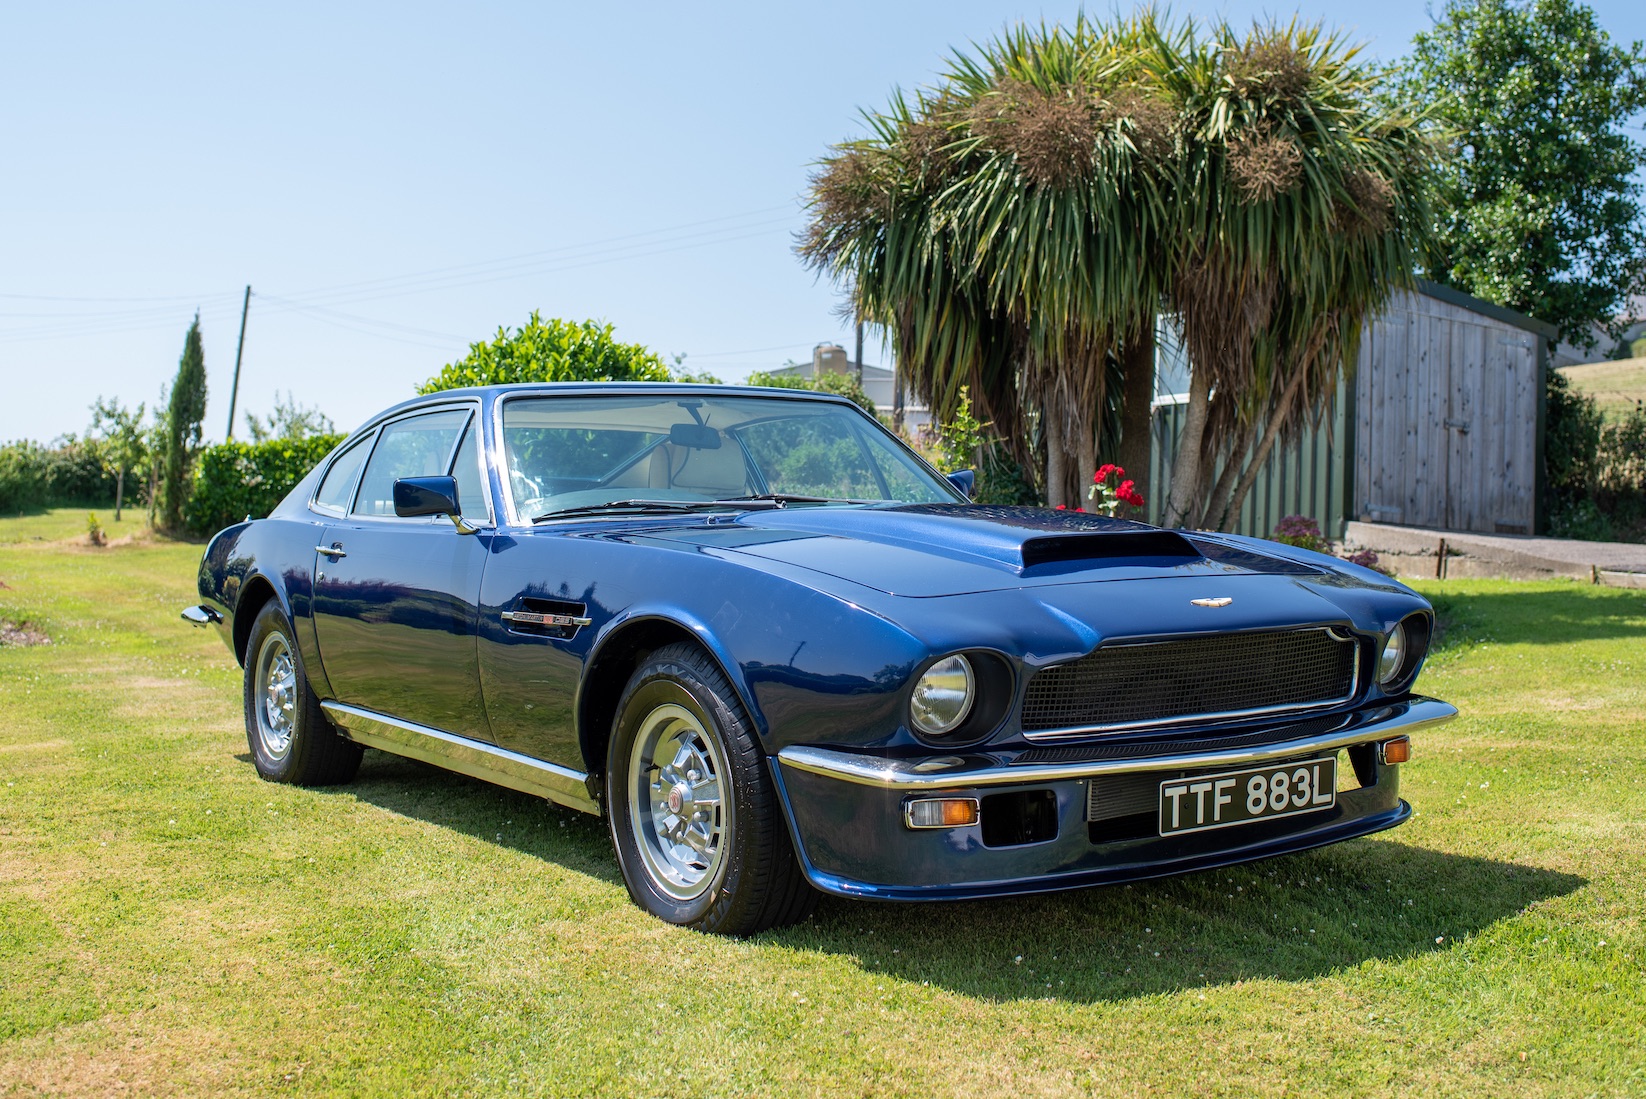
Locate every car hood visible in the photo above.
<box><xmin>638</xmin><ymin>504</ymin><xmax>1357</xmax><ymax>598</ymax></box>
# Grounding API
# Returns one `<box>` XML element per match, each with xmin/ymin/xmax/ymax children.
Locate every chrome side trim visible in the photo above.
<box><xmin>320</xmin><ymin>701</ymin><xmax>599</xmax><ymax>815</ymax></box>
<box><xmin>777</xmin><ymin>698</ymin><xmax>1457</xmax><ymax>791</ymax></box>
<box><xmin>1021</xmin><ymin>626</ymin><xmax>1362</xmax><ymax>741</ymax></box>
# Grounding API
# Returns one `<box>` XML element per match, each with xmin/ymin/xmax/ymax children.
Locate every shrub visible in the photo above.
<box><xmin>744</xmin><ymin>368</ymin><xmax>876</xmax><ymax>416</ymax></box>
<box><xmin>43</xmin><ymin>435</ymin><xmax>116</xmax><ymax>504</ymax></box>
<box><xmin>184</xmin><ymin>434</ymin><xmax>344</xmax><ymax>536</ymax></box>
<box><xmin>418</xmin><ymin>314</ymin><xmax>671</xmax><ymax>394</ymax></box>
<box><xmin>1270</xmin><ymin>514</ymin><xmax>1334</xmax><ymax>554</ymax></box>
<box><xmin>0</xmin><ymin>441</ymin><xmax>49</xmax><ymax>514</ymax></box>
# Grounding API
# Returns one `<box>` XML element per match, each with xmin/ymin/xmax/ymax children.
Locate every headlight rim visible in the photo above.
<box><xmin>1377</xmin><ymin>622</ymin><xmax>1407</xmax><ymax>685</ymax></box>
<box><xmin>909</xmin><ymin>653</ymin><xmax>976</xmax><ymax>739</ymax></box>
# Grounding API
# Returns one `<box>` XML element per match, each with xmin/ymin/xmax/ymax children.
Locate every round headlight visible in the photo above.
<box><xmin>1378</xmin><ymin>623</ymin><xmax>1407</xmax><ymax>684</ymax></box>
<box><xmin>910</xmin><ymin>654</ymin><xmax>975</xmax><ymax>738</ymax></box>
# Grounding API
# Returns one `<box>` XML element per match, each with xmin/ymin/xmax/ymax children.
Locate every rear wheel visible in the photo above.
<box><xmin>606</xmin><ymin>643</ymin><xmax>815</xmax><ymax>935</ymax></box>
<box><xmin>243</xmin><ymin>601</ymin><xmax>361</xmax><ymax>786</ymax></box>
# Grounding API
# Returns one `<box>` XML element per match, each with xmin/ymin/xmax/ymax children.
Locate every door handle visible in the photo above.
<box><xmin>315</xmin><ymin>544</ymin><xmax>347</xmax><ymax>559</ymax></box>
<box><xmin>1443</xmin><ymin>418</ymin><xmax>1470</xmax><ymax>434</ymax></box>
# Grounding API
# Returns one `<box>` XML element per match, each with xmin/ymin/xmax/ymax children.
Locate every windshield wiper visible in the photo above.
<box><xmin>532</xmin><ymin>498</ymin><xmax>781</xmax><ymax>523</ymax></box>
<box><xmin>724</xmin><ymin>493</ymin><xmax>875</xmax><ymax>506</ymax></box>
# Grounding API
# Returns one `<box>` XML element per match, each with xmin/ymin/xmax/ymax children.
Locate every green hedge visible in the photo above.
<box><xmin>184</xmin><ymin>434</ymin><xmax>343</xmax><ymax>536</ymax></box>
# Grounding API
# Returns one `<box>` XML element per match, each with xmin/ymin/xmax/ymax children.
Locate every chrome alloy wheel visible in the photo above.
<box><xmin>253</xmin><ymin>631</ymin><xmax>298</xmax><ymax>762</ymax></box>
<box><xmin>627</xmin><ymin>703</ymin><xmax>731</xmax><ymax>901</ymax></box>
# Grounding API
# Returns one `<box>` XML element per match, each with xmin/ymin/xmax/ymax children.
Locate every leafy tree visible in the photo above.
<box><xmin>744</xmin><ymin>368</ymin><xmax>877</xmax><ymax>415</ymax></box>
<box><xmin>1394</xmin><ymin>0</ymin><xmax>1646</xmax><ymax>347</ymax></box>
<box><xmin>244</xmin><ymin>391</ymin><xmax>335</xmax><ymax>443</ymax></box>
<box><xmin>160</xmin><ymin>315</ymin><xmax>208</xmax><ymax>531</ymax></box>
<box><xmin>91</xmin><ymin>397</ymin><xmax>148</xmax><ymax>521</ymax></box>
<box><xmin>417</xmin><ymin>313</ymin><xmax>671</xmax><ymax>394</ymax></box>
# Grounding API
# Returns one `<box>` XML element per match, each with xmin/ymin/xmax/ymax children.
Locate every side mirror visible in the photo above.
<box><xmin>946</xmin><ymin>469</ymin><xmax>976</xmax><ymax>499</ymax></box>
<box><xmin>394</xmin><ymin>476</ymin><xmax>479</xmax><ymax>533</ymax></box>
<box><xmin>394</xmin><ymin>476</ymin><xmax>461</xmax><ymax>518</ymax></box>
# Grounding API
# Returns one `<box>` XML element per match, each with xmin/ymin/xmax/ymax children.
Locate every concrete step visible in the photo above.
<box><xmin>1342</xmin><ymin>521</ymin><xmax>1646</xmax><ymax>588</ymax></box>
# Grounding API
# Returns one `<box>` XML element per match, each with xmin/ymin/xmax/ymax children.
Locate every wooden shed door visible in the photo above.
<box><xmin>1356</xmin><ymin>292</ymin><xmax>1538</xmax><ymax>535</ymax></box>
<box><xmin>1444</xmin><ymin>326</ymin><xmax>1537</xmax><ymax>533</ymax></box>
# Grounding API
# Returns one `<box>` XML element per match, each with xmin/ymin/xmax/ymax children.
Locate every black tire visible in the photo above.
<box><xmin>243</xmin><ymin>601</ymin><xmax>362</xmax><ymax>786</ymax></box>
<box><xmin>606</xmin><ymin>643</ymin><xmax>816</xmax><ymax>935</ymax></box>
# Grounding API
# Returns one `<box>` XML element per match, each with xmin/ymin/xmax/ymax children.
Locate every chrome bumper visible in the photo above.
<box><xmin>777</xmin><ymin>697</ymin><xmax>1457</xmax><ymax>791</ymax></box>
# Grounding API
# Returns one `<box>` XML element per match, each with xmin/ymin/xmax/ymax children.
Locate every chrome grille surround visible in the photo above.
<box><xmin>1021</xmin><ymin>627</ymin><xmax>1360</xmax><ymax>742</ymax></box>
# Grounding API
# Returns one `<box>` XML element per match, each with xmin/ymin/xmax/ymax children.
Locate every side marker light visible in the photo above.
<box><xmin>905</xmin><ymin>797</ymin><xmax>980</xmax><ymax>829</ymax></box>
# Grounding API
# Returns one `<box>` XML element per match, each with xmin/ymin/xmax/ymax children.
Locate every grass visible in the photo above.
<box><xmin>2</xmin><ymin>508</ymin><xmax>1643</xmax><ymax>1097</ymax></box>
<box><xmin>1558</xmin><ymin>358</ymin><xmax>1646</xmax><ymax>423</ymax></box>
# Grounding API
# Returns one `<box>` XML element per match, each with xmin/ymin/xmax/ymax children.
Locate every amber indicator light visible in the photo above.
<box><xmin>1379</xmin><ymin>736</ymin><xmax>1413</xmax><ymax>765</ymax></box>
<box><xmin>905</xmin><ymin>797</ymin><xmax>981</xmax><ymax>829</ymax></box>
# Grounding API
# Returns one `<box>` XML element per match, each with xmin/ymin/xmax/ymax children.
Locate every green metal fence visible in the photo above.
<box><xmin>1146</xmin><ymin>382</ymin><xmax>1352</xmax><ymax>540</ymax></box>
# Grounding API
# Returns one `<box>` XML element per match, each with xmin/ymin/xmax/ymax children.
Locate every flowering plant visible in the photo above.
<box><xmin>1087</xmin><ymin>463</ymin><xmax>1146</xmax><ymax>517</ymax></box>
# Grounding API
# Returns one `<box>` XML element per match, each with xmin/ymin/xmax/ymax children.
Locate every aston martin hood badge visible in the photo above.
<box><xmin>1190</xmin><ymin>597</ymin><xmax>1234</xmax><ymax>608</ymax></box>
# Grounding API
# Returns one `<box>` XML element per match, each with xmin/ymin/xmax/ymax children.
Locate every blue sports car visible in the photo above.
<box><xmin>185</xmin><ymin>383</ymin><xmax>1454</xmax><ymax>934</ymax></box>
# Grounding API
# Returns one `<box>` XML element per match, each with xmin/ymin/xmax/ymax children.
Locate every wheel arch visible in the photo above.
<box><xmin>576</xmin><ymin>612</ymin><xmax>762</xmax><ymax>785</ymax></box>
<box><xmin>232</xmin><ymin>574</ymin><xmax>284</xmax><ymax>667</ymax></box>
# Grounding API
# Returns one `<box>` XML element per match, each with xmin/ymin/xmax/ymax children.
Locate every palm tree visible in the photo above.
<box><xmin>802</xmin><ymin>16</ymin><xmax>1174</xmax><ymax>507</ymax></box>
<box><xmin>1157</xmin><ymin>21</ymin><xmax>1436</xmax><ymax>528</ymax></box>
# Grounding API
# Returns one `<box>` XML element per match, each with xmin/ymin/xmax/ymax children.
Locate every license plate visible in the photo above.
<box><xmin>1158</xmin><ymin>757</ymin><xmax>1336</xmax><ymax>836</ymax></box>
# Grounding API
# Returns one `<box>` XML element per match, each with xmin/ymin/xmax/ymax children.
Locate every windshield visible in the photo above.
<box><xmin>500</xmin><ymin>393</ymin><xmax>960</xmax><ymax>520</ymax></box>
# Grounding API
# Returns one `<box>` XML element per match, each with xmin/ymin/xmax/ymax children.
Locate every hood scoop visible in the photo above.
<box><xmin>1020</xmin><ymin>530</ymin><xmax>1202</xmax><ymax>571</ymax></box>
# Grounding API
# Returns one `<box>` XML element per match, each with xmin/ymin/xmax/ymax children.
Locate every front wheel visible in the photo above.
<box><xmin>606</xmin><ymin>643</ymin><xmax>815</xmax><ymax>935</ymax></box>
<box><xmin>243</xmin><ymin>601</ymin><xmax>362</xmax><ymax>786</ymax></box>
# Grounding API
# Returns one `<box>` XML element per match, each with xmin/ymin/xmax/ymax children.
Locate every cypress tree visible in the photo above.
<box><xmin>161</xmin><ymin>314</ymin><xmax>208</xmax><ymax>531</ymax></box>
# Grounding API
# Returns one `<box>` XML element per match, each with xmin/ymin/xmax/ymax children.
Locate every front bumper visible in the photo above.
<box><xmin>772</xmin><ymin>696</ymin><xmax>1455</xmax><ymax>901</ymax></box>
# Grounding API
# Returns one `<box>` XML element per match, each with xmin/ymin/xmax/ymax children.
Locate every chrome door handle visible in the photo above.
<box><xmin>315</xmin><ymin>545</ymin><xmax>347</xmax><ymax>559</ymax></box>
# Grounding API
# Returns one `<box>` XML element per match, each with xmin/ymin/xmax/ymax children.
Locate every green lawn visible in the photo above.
<box><xmin>2</xmin><ymin>510</ymin><xmax>1642</xmax><ymax>1097</ymax></box>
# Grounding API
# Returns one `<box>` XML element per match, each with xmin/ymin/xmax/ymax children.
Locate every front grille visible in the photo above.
<box><xmin>1022</xmin><ymin>628</ymin><xmax>1357</xmax><ymax>738</ymax></box>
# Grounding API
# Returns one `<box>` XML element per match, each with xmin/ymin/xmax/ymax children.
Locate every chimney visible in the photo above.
<box><xmin>813</xmin><ymin>342</ymin><xmax>848</xmax><ymax>375</ymax></box>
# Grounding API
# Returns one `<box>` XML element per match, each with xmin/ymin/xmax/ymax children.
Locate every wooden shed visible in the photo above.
<box><xmin>1148</xmin><ymin>280</ymin><xmax>1556</xmax><ymax>537</ymax></box>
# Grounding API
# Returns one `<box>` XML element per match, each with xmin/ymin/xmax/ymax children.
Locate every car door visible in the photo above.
<box><xmin>311</xmin><ymin>404</ymin><xmax>496</xmax><ymax>742</ymax></box>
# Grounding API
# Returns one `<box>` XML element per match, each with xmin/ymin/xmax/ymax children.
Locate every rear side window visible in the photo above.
<box><xmin>312</xmin><ymin>434</ymin><xmax>372</xmax><ymax>515</ymax></box>
<box><xmin>351</xmin><ymin>409</ymin><xmax>470</xmax><ymax>518</ymax></box>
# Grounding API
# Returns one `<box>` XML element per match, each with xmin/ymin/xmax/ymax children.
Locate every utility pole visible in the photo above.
<box><xmin>854</xmin><ymin>320</ymin><xmax>864</xmax><ymax>385</ymax></box>
<box><xmin>224</xmin><ymin>285</ymin><xmax>251</xmax><ymax>439</ymax></box>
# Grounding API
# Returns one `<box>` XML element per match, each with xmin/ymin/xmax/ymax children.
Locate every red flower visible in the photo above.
<box><xmin>1121</xmin><ymin>489</ymin><xmax>1145</xmax><ymax>507</ymax></box>
<box><xmin>1093</xmin><ymin>463</ymin><xmax>1117</xmax><ymax>483</ymax></box>
<box><xmin>1055</xmin><ymin>504</ymin><xmax>1067</xmax><ymax>510</ymax></box>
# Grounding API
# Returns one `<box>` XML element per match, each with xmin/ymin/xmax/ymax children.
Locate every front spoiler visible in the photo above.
<box><xmin>772</xmin><ymin>696</ymin><xmax>1453</xmax><ymax>902</ymax></box>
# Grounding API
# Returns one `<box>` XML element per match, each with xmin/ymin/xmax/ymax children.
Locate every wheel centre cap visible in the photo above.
<box><xmin>666</xmin><ymin>783</ymin><xmax>690</xmax><ymax>815</ymax></box>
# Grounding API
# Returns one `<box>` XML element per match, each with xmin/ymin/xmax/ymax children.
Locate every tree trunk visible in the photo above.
<box><xmin>1198</xmin><ymin>416</ymin><xmax>1253</xmax><ymax>531</ymax></box>
<box><xmin>1220</xmin><ymin>368</ymin><xmax>1308</xmax><ymax>533</ymax></box>
<box><xmin>114</xmin><ymin>469</ymin><xmax>125</xmax><ymax>523</ymax></box>
<box><xmin>1161</xmin><ymin>365</ymin><xmax>1212</xmax><ymax>527</ymax></box>
<box><xmin>1044</xmin><ymin>406</ymin><xmax>1067</xmax><ymax>509</ymax></box>
<box><xmin>1116</xmin><ymin>321</ymin><xmax>1156</xmax><ymax>510</ymax></box>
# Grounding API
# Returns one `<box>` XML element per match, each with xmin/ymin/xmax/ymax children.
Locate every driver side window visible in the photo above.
<box><xmin>352</xmin><ymin>408</ymin><xmax>470</xmax><ymax>519</ymax></box>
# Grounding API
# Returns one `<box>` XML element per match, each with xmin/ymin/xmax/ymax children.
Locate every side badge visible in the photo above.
<box><xmin>1190</xmin><ymin>597</ymin><xmax>1234</xmax><ymax>608</ymax></box>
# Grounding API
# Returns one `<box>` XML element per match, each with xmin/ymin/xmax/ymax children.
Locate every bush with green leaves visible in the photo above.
<box><xmin>743</xmin><ymin>369</ymin><xmax>877</xmax><ymax>416</ymax></box>
<box><xmin>0</xmin><ymin>441</ymin><xmax>49</xmax><ymax>514</ymax></box>
<box><xmin>418</xmin><ymin>314</ymin><xmax>672</xmax><ymax>394</ymax></box>
<box><xmin>184</xmin><ymin>434</ymin><xmax>344</xmax><ymax>536</ymax></box>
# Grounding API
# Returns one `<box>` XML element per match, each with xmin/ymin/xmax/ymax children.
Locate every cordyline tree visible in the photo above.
<box><xmin>801</xmin><ymin>13</ymin><xmax>1436</xmax><ymax>522</ymax></box>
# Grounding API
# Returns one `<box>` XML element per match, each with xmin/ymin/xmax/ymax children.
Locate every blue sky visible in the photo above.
<box><xmin>3</xmin><ymin>1</ymin><xmax>1644</xmax><ymax>444</ymax></box>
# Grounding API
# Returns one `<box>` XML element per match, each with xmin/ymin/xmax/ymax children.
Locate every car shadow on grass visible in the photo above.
<box><xmin>781</xmin><ymin>843</ymin><xmax>1584</xmax><ymax>1003</ymax></box>
<box><xmin>323</xmin><ymin>750</ymin><xmax>1583</xmax><ymax>1004</ymax></box>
